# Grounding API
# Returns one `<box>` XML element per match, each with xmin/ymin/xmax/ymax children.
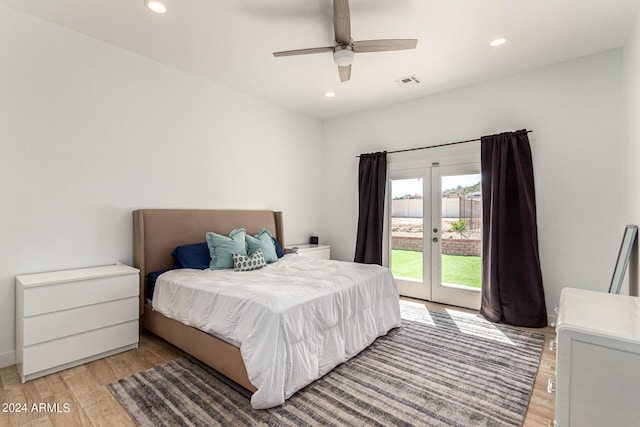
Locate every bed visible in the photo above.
<box><xmin>133</xmin><ymin>209</ymin><xmax>401</xmax><ymax>409</ymax></box>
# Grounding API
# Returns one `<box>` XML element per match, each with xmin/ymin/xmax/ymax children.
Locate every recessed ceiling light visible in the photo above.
<box><xmin>145</xmin><ymin>0</ymin><xmax>167</xmax><ymax>14</ymax></box>
<box><xmin>490</xmin><ymin>37</ymin><xmax>507</xmax><ymax>47</ymax></box>
<box><xmin>325</xmin><ymin>92</ymin><xmax>336</xmax><ymax>98</ymax></box>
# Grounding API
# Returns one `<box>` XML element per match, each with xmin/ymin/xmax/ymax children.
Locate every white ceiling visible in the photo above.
<box><xmin>2</xmin><ymin>0</ymin><xmax>639</xmax><ymax>119</ymax></box>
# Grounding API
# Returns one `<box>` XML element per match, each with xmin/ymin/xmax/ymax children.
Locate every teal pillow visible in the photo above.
<box><xmin>246</xmin><ymin>228</ymin><xmax>278</xmax><ymax>264</ymax></box>
<box><xmin>206</xmin><ymin>228</ymin><xmax>247</xmax><ymax>270</ymax></box>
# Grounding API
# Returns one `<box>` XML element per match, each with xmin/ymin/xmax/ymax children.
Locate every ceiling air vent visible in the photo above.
<box><xmin>395</xmin><ymin>75</ymin><xmax>421</xmax><ymax>86</ymax></box>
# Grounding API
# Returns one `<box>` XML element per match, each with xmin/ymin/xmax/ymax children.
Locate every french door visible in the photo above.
<box><xmin>389</xmin><ymin>163</ymin><xmax>482</xmax><ymax>310</ymax></box>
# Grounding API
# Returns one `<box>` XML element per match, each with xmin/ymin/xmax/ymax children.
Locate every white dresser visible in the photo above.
<box><xmin>554</xmin><ymin>287</ymin><xmax>640</xmax><ymax>427</ymax></box>
<box><xmin>16</xmin><ymin>264</ymin><xmax>140</xmax><ymax>383</ymax></box>
<box><xmin>287</xmin><ymin>244</ymin><xmax>331</xmax><ymax>260</ymax></box>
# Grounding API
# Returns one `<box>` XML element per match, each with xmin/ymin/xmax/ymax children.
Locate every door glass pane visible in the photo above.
<box><xmin>440</xmin><ymin>173</ymin><xmax>481</xmax><ymax>289</ymax></box>
<box><xmin>390</xmin><ymin>178</ymin><xmax>423</xmax><ymax>282</ymax></box>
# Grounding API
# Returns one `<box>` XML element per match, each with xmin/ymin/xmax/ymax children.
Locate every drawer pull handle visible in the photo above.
<box><xmin>547</xmin><ymin>378</ymin><xmax>555</xmax><ymax>394</ymax></box>
<box><xmin>549</xmin><ymin>338</ymin><xmax>556</xmax><ymax>351</ymax></box>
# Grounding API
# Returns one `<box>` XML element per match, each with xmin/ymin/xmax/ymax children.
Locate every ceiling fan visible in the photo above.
<box><xmin>273</xmin><ymin>0</ymin><xmax>418</xmax><ymax>83</ymax></box>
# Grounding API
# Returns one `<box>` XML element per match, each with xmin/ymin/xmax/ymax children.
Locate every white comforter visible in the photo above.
<box><xmin>152</xmin><ymin>254</ymin><xmax>401</xmax><ymax>409</ymax></box>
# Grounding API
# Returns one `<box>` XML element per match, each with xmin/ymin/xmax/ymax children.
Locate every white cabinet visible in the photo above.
<box><xmin>287</xmin><ymin>244</ymin><xmax>331</xmax><ymax>260</ymax></box>
<box><xmin>16</xmin><ymin>264</ymin><xmax>140</xmax><ymax>383</ymax></box>
<box><xmin>554</xmin><ymin>287</ymin><xmax>640</xmax><ymax>427</ymax></box>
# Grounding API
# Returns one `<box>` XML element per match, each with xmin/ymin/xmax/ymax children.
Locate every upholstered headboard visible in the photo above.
<box><xmin>132</xmin><ymin>209</ymin><xmax>285</xmax><ymax>314</ymax></box>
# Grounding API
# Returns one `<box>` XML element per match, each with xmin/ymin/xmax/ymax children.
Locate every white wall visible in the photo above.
<box><xmin>322</xmin><ymin>50</ymin><xmax>625</xmax><ymax>321</ymax></box>
<box><xmin>1</xmin><ymin>4</ymin><xmax>633</xmax><ymax>368</ymax></box>
<box><xmin>623</xmin><ymin>7</ymin><xmax>640</xmax><ymax>296</ymax></box>
<box><xmin>0</xmin><ymin>5</ymin><xmax>323</xmax><ymax>367</ymax></box>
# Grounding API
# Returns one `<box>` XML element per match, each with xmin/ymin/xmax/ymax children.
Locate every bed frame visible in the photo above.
<box><xmin>132</xmin><ymin>209</ymin><xmax>285</xmax><ymax>392</ymax></box>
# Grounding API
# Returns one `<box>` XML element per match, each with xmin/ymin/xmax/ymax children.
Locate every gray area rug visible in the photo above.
<box><xmin>109</xmin><ymin>301</ymin><xmax>544</xmax><ymax>426</ymax></box>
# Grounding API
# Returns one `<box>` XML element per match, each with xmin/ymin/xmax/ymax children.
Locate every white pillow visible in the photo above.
<box><xmin>232</xmin><ymin>249</ymin><xmax>266</xmax><ymax>272</ymax></box>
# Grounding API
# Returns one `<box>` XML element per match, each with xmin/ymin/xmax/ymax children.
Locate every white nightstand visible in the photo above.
<box><xmin>286</xmin><ymin>244</ymin><xmax>331</xmax><ymax>260</ymax></box>
<box><xmin>16</xmin><ymin>264</ymin><xmax>140</xmax><ymax>383</ymax></box>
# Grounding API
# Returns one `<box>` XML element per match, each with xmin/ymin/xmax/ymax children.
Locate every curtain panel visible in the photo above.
<box><xmin>480</xmin><ymin>130</ymin><xmax>547</xmax><ymax>327</ymax></box>
<box><xmin>354</xmin><ymin>151</ymin><xmax>387</xmax><ymax>265</ymax></box>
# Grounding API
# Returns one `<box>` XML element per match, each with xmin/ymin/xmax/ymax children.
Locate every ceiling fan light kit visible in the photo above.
<box><xmin>333</xmin><ymin>47</ymin><xmax>354</xmax><ymax>66</ymax></box>
<box><xmin>273</xmin><ymin>0</ymin><xmax>417</xmax><ymax>83</ymax></box>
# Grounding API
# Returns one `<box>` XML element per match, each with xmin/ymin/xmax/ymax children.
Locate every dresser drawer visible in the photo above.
<box><xmin>22</xmin><ymin>321</ymin><xmax>138</xmax><ymax>377</ymax></box>
<box><xmin>23</xmin><ymin>297</ymin><xmax>138</xmax><ymax>346</ymax></box>
<box><xmin>287</xmin><ymin>244</ymin><xmax>331</xmax><ymax>260</ymax></box>
<box><xmin>299</xmin><ymin>248</ymin><xmax>330</xmax><ymax>259</ymax></box>
<box><xmin>554</xmin><ymin>288</ymin><xmax>640</xmax><ymax>427</ymax></box>
<box><xmin>23</xmin><ymin>274</ymin><xmax>138</xmax><ymax>316</ymax></box>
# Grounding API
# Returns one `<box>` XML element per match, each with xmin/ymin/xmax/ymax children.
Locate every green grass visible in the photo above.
<box><xmin>441</xmin><ymin>253</ymin><xmax>482</xmax><ymax>288</ymax></box>
<box><xmin>391</xmin><ymin>250</ymin><xmax>481</xmax><ymax>288</ymax></box>
<box><xmin>391</xmin><ymin>249</ymin><xmax>424</xmax><ymax>280</ymax></box>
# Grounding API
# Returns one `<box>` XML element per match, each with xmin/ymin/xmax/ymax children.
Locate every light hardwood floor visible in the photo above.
<box><xmin>0</xmin><ymin>300</ymin><xmax>556</xmax><ymax>426</ymax></box>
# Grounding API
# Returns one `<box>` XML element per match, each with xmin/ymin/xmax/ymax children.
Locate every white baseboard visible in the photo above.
<box><xmin>0</xmin><ymin>350</ymin><xmax>16</xmax><ymax>369</ymax></box>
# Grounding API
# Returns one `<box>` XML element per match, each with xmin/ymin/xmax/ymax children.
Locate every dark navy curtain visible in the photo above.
<box><xmin>354</xmin><ymin>151</ymin><xmax>387</xmax><ymax>265</ymax></box>
<box><xmin>480</xmin><ymin>130</ymin><xmax>547</xmax><ymax>327</ymax></box>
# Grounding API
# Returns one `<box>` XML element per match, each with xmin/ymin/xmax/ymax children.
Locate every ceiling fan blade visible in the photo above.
<box><xmin>352</xmin><ymin>39</ymin><xmax>418</xmax><ymax>53</ymax></box>
<box><xmin>273</xmin><ymin>46</ymin><xmax>334</xmax><ymax>57</ymax></box>
<box><xmin>334</xmin><ymin>0</ymin><xmax>351</xmax><ymax>44</ymax></box>
<box><xmin>338</xmin><ymin>65</ymin><xmax>351</xmax><ymax>82</ymax></box>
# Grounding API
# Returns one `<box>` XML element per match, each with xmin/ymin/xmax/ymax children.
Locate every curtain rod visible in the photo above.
<box><xmin>356</xmin><ymin>130</ymin><xmax>533</xmax><ymax>158</ymax></box>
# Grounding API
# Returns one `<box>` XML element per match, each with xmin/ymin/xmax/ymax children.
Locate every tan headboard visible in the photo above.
<box><xmin>133</xmin><ymin>209</ymin><xmax>284</xmax><ymax>314</ymax></box>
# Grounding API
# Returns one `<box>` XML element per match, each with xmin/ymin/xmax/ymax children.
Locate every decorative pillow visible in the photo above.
<box><xmin>147</xmin><ymin>269</ymin><xmax>171</xmax><ymax>301</ymax></box>
<box><xmin>272</xmin><ymin>237</ymin><xmax>284</xmax><ymax>258</ymax></box>
<box><xmin>206</xmin><ymin>228</ymin><xmax>247</xmax><ymax>270</ymax></box>
<box><xmin>171</xmin><ymin>242</ymin><xmax>210</xmax><ymax>269</ymax></box>
<box><xmin>246</xmin><ymin>228</ymin><xmax>278</xmax><ymax>263</ymax></box>
<box><xmin>233</xmin><ymin>249</ymin><xmax>266</xmax><ymax>272</ymax></box>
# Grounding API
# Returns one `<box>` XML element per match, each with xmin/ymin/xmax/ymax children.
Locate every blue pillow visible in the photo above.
<box><xmin>206</xmin><ymin>228</ymin><xmax>247</xmax><ymax>270</ymax></box>
<box><xmin>147</xmin><ymin>269</ymin><xmax>171</xmax><ymax>301</ymax></box>
<box><xmin>246</xmin><ymin>228</ymin><xmax>278</xmax><ymax>263</ymax></box>
<box><xmin>171</xmin><ymin>242</ymin><xmax>210</xmax><ymax>269</ymax></box>
<box><xmin>272</xmin><ymin>237</ymin><xmax>284</xmax><ymax>258</ymax></box>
